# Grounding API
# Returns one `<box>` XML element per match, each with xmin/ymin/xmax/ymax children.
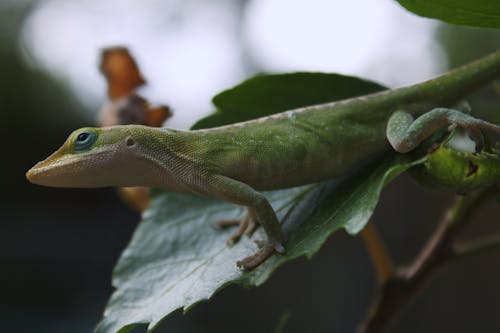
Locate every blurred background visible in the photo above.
<box><xmin>1</xmin><ymin>0</ymin><xmax>500</xmax><ymax>332</ymax></box>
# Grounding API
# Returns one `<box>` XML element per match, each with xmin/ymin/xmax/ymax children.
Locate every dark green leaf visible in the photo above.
<box><xmin>397</xmin><ymin>0</ymin><xmax>500</xmax><ymax>28</ymax></box>
<box><xmin>192</xmin><ymin>72</ymin><xmax>386</xmax><ymax>129</ymax></box>
<box><xmin>478</xmin><ymin>105</ymin><xmax>500</xmax><ymax>126</ymax></box>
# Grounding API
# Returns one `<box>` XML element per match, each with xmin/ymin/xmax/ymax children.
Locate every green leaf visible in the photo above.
<box><xmin>192</xmin><ymin>72</ymin><xmax>386</xmax><ymax>129</ymax></box>
<box><xmin>397</xmin><ymin>0</ymin><xmax>500</xmax><ymax>28</ymax></box>
<box><xmin>409</xmin><ymin>144</ymin><xmax>500</xmax><ymax>193</ymax></box>
<box><xmin>95</xmin><ymin>153</ymin><xmax>425</xmax><ymax>333</ymax></box>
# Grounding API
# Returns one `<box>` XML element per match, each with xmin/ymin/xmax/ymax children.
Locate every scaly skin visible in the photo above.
<box><xmin>27</xmin><ymin>50</ymin><xmax>500</xmax><ymax>270</ymax></box>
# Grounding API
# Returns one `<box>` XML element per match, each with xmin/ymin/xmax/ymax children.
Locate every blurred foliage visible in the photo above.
<box><xmin>192</xmin><ymin>73</ymin><xmax>386</xmax><ymax>129</ymax></box>
<box><xmin>0</xmin><ymin>4</ymin><xmax>138</xmax><ymax>333</ymax></box>
<box><xmin>436</xmin><ymin>25</ymin><xmax>500</xmax><ymax>126</ymax></box>
<box><xmin>397</xmin><ymin>0</ymin><xmax>500</xmax><ymax>28</ymax></box>
<box><xmin>0</xmin><ymin>2</ymin><xmax>88</xmax><ymax>199</ymax></box>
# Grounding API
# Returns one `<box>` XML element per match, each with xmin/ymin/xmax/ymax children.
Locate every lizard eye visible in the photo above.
<box><xmin>73</xmin><ymin>131</ymin><xmax>97</xmax><ymax>152</ymax></box>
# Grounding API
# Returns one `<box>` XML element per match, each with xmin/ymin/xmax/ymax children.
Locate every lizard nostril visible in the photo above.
<box><xmin>126</xmin><ymin>137</ymin><xmax>135</xmax><ymax>147</ymax></box>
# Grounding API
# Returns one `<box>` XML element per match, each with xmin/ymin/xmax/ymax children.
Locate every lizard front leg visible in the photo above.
<box><xmin>207</xmin><ymin>174</ymin><xmax>286</xmax><ymax>270</ymax></box>
<box><xmin>386</xmin><ymin>107</ymin><xmax>500</xmax><ymax>153</ymax></box>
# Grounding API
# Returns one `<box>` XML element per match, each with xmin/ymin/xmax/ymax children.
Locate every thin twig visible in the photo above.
<box><xmin>357</xmin><ymin>185</ymin><xmax>498</xmax><ymax>333</ymax></box>
<box><xmin>453</xmin><ymin>234</ymin><xmax>500</xmax><ymax>259</ymax></box>
<box><xmin>273</xmin><ymin>310</ymin><xmax>291</xmax><ymax>333</ymax></box>
<box><xmin>360</xmin><ymin>222</ymin><xmax>395</xmax><ymax>285</ymax></box>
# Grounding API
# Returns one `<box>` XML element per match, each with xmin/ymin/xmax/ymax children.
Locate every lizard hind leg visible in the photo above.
<box><xmin>214</xmin><ymin>207</ymin><xmax>258</xmax><ymax>246</ymax></box>
<box><xmin>386</xmin><ymin>108</ymin><xmax>500</xmax><ymax>153</ymax></box>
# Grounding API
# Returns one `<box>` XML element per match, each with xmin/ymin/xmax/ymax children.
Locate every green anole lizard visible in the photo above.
<box><xmin>27</xmin><ymin>50</ymin><xmax>500</xmax><ymax>270</ymax></box>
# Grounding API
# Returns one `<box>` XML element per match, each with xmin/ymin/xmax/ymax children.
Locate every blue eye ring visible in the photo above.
<box><xmin>74</xmin><ymin>131</ymin><xmax>97</xmax><ymax>152</ymax></box>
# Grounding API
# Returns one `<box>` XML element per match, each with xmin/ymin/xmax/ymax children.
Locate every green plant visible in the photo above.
<box><xmin>94</xmin><ymin>2</ymin><xmax>500</xmax><ymax>333</ymax></box>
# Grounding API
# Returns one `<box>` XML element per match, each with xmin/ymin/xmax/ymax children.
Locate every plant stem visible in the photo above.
<box><xmin>357</xmin><ymin>185</ymin><xmax>498</xmax><ymax>333</ymax></box>
<box><xmin>454</xmin><ymin>234</ymin><xmax>500</xmax><ymax>259</ymax></box>
<box><xmin>360</xmin><ymin>222</ymin><xmax>395</xmax><ymax>285</ymax></box>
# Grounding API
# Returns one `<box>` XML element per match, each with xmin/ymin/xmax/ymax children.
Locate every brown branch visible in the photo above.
<box><xmin>357</xmin><ymin>185</ymin><xmax>498</xmax><ymax>333</ymax></box>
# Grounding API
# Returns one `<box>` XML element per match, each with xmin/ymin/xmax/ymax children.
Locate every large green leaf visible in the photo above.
<box><xmin>397</xmin><ymin>0</ymin><xmax>500</xmax><ymax>28</ymax></box>
<box><xmin>95</xmin><ymin>153</ymin><xmax>425</xmax><ymax>333</ymax></box>
<box><xmin>96</xmin><ymin>72</ymin><xmax>425</xmax><ymax>333</ymax></box>
<box><xmin>192</xmin><ymin>72</ymin><xmax>386</xmax><ymax>129</ymax></box>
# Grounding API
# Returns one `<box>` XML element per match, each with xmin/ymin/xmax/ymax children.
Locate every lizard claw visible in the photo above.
<box><xmin>213</xmin><ymin>208</ymin><xmax>259</xmax><ymax>245</ymax></box>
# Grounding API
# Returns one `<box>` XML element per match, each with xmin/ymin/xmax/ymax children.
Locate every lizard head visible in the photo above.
<box><xmin>26</xmin><ymin>126</ymin><xmax>155</xmax><ymax>188</ymax></box>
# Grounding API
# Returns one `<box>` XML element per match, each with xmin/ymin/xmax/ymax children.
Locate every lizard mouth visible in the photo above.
<box><xmin>27</xmin><ymin>148</ymin><xmax>61</xmax><ymax>183</ymax></box>
<box><xmin>26</xmin><ymin>152</ymin><xmax>78</xmax><ymax>187</ymax></box>
<box><xmin>26</xmin><ymin>149</ymin><xmax>110</xmax><ymax>188</ymax></box>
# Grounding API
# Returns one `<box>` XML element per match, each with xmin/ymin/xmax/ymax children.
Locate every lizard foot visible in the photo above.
<box><xmin>237</xmin><ymin>245</ymin><xmax>275</xmax><ymax>271</ymax></box>
<box><xmin>213</xmin><ymin>209</ymin><xmax>258</xmax><ymax>246</ymax></box>
<box><xmin>236</xmin><ymin>239</ymin><xmax>286</xmax><ymax>271</ymax></box>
